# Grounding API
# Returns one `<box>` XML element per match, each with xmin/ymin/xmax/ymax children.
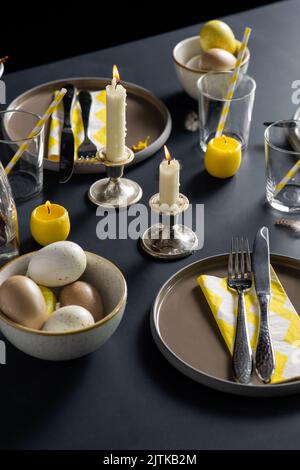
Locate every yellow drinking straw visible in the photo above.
<box><xmin>215</xmin><ymin>27</ymin><xmax>252</xmax><ymax>138</ymax></box>
<box><xmin>274</xmin><ymin>157</ymin><xmax>300</xmax><ymax>196</ymax></box>
<box><xmin>5</xmin><ymin>87</ymin><xmax>67</xmax><ymax>175</ymax></box>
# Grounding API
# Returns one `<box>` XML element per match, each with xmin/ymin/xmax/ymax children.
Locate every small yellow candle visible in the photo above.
<box><xmin>30</xmin><ymin>201</ymin><xmax>70</xmax><ymax>246</ymax></box>
<box><xmin>204</xmin><ymin>136</ymin><xmax>242</xmax><ymax>178</ymax></box>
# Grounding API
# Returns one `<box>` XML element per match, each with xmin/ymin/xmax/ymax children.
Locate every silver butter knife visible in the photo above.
<box><xmin>59</xmin><ymin>84</ymin><xmax>75</xmax><ymax>183</ymax></box>
<box><xmin>253</xmin><ymin>226</ymin><xmax>275</xmax><ymax>383</ymax></box>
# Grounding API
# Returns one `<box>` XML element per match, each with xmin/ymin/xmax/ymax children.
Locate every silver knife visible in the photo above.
<box><xmin>253</xmin><ymin>226</ymin><xmax>275</xmax><ymax>383</ymax></box>
<box><xmin>59</xmin><ymin>84</ymin><xmax>75</xmax><ymax>183</ymax></box>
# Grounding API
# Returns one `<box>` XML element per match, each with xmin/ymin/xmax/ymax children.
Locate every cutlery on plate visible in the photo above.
<box><xmin>227</xmin><ymin>237</ymin><xmax>253</xmax><ymax>384</ymax></box>
<box><xmin>77</xmin><ymin>90</ymin><xmax>97</xmax><ymax>160</ymax></box>
<box><xmin>253</xmin><ymin>226</ymin><xmax>275</xmax><ymax>383</ymax></box>
<box><xmin>59</xmin><ymin>84</ymin><xmax>75</xmax><ymax>183</ymax></box>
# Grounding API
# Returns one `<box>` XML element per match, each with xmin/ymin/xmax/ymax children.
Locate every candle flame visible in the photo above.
<box><xmin>113</xmin><ymin>65</ymin><xmax>120</xmax><ymax>81</ymax></box>
<box><xmin>164</xmin><ymin>145</ymin><xmax>171</xmax><ymax>163</ymax></box>
<box><xmin>45</xmin><ymin>200</ymin><xmax>51</xmax><ymax>215</ymax></box>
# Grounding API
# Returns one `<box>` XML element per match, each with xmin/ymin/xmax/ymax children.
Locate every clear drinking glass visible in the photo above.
<box><xmin>265</xmin><ymin>120</ymin><xmax>300</xmax><ymax>213</ymax></box>
<box><xmin>0</xmin><ymin>110</ymin><xmax>43</xmax><ymax>201</ymax></box>
<box><xmin>0</xmin><ymin>160</ymin><xmax>19</xmax><ymax>262</ymax></box>
<box><xmin>197</xmin><ymin>72</ymin><xmax>256</xmax><ymax>152</ymax></box>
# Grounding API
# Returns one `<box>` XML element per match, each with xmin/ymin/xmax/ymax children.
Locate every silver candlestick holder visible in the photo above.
<box><xmin>88</xmin><ymin>147</ymin><xmax>143</xmax><ymax>209</ymax></box>
<box><xmin>140</xmin><ymin>193</ymin><xmax>198</xmax><ymax>259</ymax></box>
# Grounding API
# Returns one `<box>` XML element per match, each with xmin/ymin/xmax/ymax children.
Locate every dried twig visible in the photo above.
<box><xmin>0</xmin><ymin>56</ymin><xmax>9</xmax><ymax>65</ymax></box>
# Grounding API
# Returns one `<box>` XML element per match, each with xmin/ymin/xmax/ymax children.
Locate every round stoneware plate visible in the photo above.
<box><xmin>151</xmin><ymin>253</ymin><xmax>300</xmax><ymax>397</ymax></box>
<box><xmin>6</xmin><ymin>77</ymin><xmax>172</xmax><ymax>174</ymax></box>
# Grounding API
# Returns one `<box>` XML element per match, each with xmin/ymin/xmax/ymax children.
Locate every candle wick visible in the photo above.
<box><xmin>168</xmin><ymin>159</ymin><xmax>171</xmax><ymax>165</ymax></box>
<box><xmin>45</xmin><ymin>201</ymin><xmax>51</xmax><ymax>215</ymax></box>
<box><xmin>223</xmin><ymin>136</ymin><xmax>227</xmax><ymax>144</ymax></box>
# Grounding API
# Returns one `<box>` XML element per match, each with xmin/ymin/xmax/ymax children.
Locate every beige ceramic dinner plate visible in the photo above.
<box><xmin>6</xmin><ymin>77</ymin><xmax>172</xmax><ymax>174</ymax></box>
<box><xmin>151</xmin><ymin>253</ymin><xmax>300</xmax><ymax>397</ymax></box>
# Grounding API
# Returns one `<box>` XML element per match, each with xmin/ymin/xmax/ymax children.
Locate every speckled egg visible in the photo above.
<box><xmin>42</xmin><ymin>305</ymin><xmax>95</xmax><ymax>332</ymax></box>
<box><xmin>27</xmin><ymin>241</ymin><xmax>87</xmax><ymax>287</ymax></box>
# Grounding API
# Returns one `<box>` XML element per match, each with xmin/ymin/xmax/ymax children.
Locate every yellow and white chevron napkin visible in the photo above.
<box><xmin>47</xmin><ymin>90</ymin><xmax>106</xmax><ymax>161</ymax></box>
<box><xmin>198</xmin><ymin>268</ymin><xmax>300</xmax><ymax>384</ymax></box>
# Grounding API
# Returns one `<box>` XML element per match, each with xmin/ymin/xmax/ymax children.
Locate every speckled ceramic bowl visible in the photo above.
<box><xmin>0</xmin><ymin>251</ymin><xmax>127</xmax><ymax>360</ymax></box>
<box><xmin>173</xmin><ymin>35</ymin><xmax>250</xmax><ymax>99</ymax></box>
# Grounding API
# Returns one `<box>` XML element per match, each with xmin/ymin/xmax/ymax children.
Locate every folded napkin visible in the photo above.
<box><xmin>198</xmin><ymin>268</ymin><xmax>300</xmax><ymax>384</ymax></box>
<box><xmin>47</xmin><ymin>90</ymin><xmax>106</xmax><ymax>161</ymax></box>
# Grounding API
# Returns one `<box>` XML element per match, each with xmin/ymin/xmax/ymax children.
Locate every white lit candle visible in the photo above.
<box><xmin>106</xmin><ymin>65</ymin><xmax>127</xmax><ymax>162</ymax></box>
<box><xmin>159</xmin><ymin>145</ymin><xmax>180</xmax><ymax>207</ymax></box>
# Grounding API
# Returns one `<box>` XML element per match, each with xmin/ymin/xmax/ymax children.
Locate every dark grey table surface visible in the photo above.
<box><xmin>2</xmin><ymin>0</ymin><xmax>300</xmax><ymax>451</ymax></box>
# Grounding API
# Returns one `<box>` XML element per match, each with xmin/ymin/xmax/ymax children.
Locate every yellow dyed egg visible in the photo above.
<box><xmin>39</xmin><ymin>285</ymin><xmax>57</xmax><ymax>316</ymax></box>
<box><xmin>199</xmin><ymin>20</ymin><xmax>236</xmax><ymax>54</ymax></box>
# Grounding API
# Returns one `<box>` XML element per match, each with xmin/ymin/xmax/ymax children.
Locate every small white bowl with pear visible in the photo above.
<box><xmin>173</xmin><ymin>20</ymin><xmax>250</xmax><ymax>99</ymax></box>
<box><xmin>0</xmin><ymin>241</ymin><xmax>127</xmax><ymax>360</ymax></box>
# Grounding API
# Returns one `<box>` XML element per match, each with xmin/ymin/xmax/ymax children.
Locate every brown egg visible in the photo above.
<box><xmin>200</xmin><ymin>48</ymin><xmax>237</xmax><ymax>71</ymax></box>
<box><xmin>59</xmin><ymin>281</ymin><xmax>104</xmax><ymax>321</ymax></box>
<box><xmin>0</xmin><ymin>275</ymin><xmax>47</xmax><ymax>329</ymax></box>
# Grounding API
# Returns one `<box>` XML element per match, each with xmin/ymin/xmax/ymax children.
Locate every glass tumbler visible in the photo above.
<box><xmin>0</xmin><ymin>160</ymin><xmax>19</xmax><ymax>262</ymax></box>
<box><xmin>265</xmin><ymin>120</ymin><xmax>300</xmax><ymax>213</ymax></box>
<box><xmin>198</xmin><ymin>72</ymin><xmax>256</xmax><ymax>152</ymax></box>
<box><xmin>0</xmin><ymin>110</ymin><xmax>44</xmax><ymax>201</ymax></box>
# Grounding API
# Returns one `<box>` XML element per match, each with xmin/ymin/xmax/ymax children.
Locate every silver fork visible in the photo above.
<box><xmin>77</xmin><ymin>90</ymin><xmax>97</xmax><ymax>160</ymax></box>
<box><xmin>228</xmin><ymin>237</ymin><xmax>253</xmax><ymax>384</ymax></box>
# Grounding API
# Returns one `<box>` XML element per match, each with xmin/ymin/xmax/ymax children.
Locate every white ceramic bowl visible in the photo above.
<box><xmin>0</xmin><ymin>251</ymin><xmax>127</xmax><ymax>361</ymax></box>
<box><xmin>173</xmin><ymin>36</ymin><xmax>250</xmax><ymax>100</ymax></box>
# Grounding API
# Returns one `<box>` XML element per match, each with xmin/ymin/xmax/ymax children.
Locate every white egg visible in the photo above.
<box><xmin>42</xmin><ymin>305</ymin><xmax>95</xmax><ymax>332</ymax></box>
<box><xmin>27</xmin><ymin>241</ymin><xmax>87</xmax><ymax>287</ymax></box>
<box><xmin>186</xmin><ymin>54</ymin><xmax>203</xmax><ymax>70</ymax></box>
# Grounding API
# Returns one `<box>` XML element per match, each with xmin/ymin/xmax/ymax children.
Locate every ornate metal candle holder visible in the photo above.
<box><xmin>88</xmin><ymin>147</ymin><xmax>143</xmax><ymax>209</ymax></box>
<box><xmin>140</xmin><ymin>193</ymin><xmax>198</xmax><ymax>259</ymax></box>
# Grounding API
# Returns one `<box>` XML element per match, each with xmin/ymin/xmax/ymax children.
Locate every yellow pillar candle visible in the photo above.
<box><xmin>159</xmin><ymin>145</ymin><xmax>180</xmax><ymax>207</ymax></box>
<box><xmin>106</xmin><ymin>65</ymin><xmax>127</xmax><ymax>162</ymax></box>
<box><xmin>204</xmin><ymin>136</ymin><xmax>242</xmax><ymax>178</ymax></box>
<box><xmin>30</xmin><ymin>201</ymin><xmax>70</xmax><ymax>246</ymax></box>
